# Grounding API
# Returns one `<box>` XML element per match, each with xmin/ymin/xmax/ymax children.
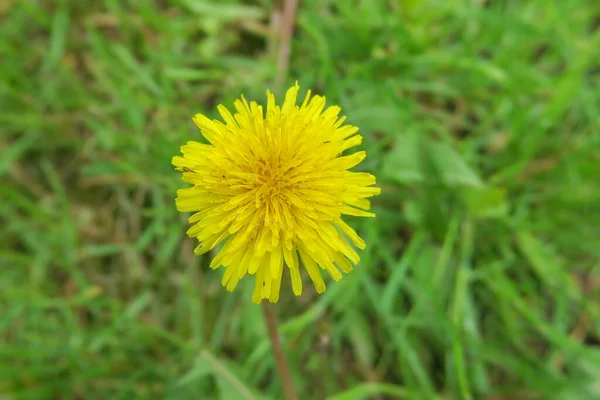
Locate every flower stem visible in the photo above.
<box><xmin>273</xmin><ymin>0</ymin><xmax>300</xmax><ymax>92</ymax></box>
<box><xmin>261</xmin><ymin>302</ymin><xmax>298</xmax><ymax>400</ymax></box>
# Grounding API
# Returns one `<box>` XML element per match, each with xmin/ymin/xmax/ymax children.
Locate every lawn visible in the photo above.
<box><xmin>1</xmin><ymin>0</ymin><xmax>600</xmax><ymax>399</ymax></box>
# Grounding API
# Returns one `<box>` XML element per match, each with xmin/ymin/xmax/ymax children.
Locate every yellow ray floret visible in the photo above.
<box><xmin>172</xmin><ymin>82</ymin><xmax>380</xmax><ymax>303</ymax></box>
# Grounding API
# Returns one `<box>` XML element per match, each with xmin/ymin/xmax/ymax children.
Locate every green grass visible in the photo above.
<box><xmin>2</xmin><ymin>0</ymin><xmax>600</xmax><ymax>399</ymax></box>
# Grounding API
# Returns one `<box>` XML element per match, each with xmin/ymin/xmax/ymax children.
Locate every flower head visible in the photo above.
<box><xmin>173</xmin><ymin>83</ymin><xmax>380</xmax><ymax>303</ymax></box>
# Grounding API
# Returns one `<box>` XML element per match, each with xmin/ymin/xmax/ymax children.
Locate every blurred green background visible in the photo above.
<box><xmin>2</xmin><ymin>0</ymin><xmax>600</xmax><ymax>399</ymax></box>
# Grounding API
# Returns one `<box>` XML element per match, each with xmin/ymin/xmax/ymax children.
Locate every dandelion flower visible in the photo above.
<box><xmin>173</xmin><ymin>83</ymin><xmax>380</xmax><ymax>303</ymax></box>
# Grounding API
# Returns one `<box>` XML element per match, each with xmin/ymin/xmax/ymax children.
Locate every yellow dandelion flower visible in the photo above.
<box><xmin>173</xmin><ymin>82</ymin><xmax>380</xmax><ymax>303</ymax></box>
